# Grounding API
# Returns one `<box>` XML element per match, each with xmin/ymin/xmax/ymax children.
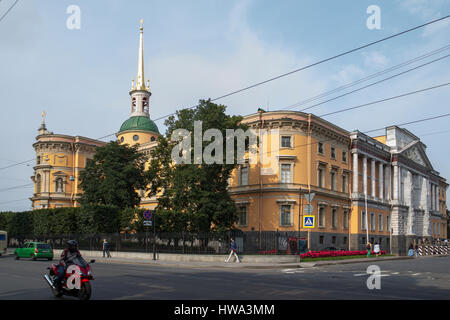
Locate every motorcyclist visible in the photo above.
<box><xmin>54</xmin><ymin>240</ymin><xmax>82</xmax><ymax>291</ymax></box>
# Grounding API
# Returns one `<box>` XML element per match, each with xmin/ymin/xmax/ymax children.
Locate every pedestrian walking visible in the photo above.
<box><xmin>408</xmin><ymin>244</ymin><xmax>414</xmax><ymax>257</ymax></box>
<box><xmin>414</xmin><ymin>244</ymin><xmax>419</xmax><ymax>258</ymax></box>
<box><xmin>102</xmin><ymin>239</ymin><xmax>111</xmax><ymax>258</ymax></box>
<box><xmin>373</xmin><ymin>242</ymin><xmax>380</xmax><ymax>257</ymax></box>
<box><xmin>366</xmin><ymin>242</ymin><xmax>372</xmax><ymax>258</ymax></box>
<box><xmin>225</xmin><ymin>238</ymin><xmax>240</xmax><ymax>263</ymax></box>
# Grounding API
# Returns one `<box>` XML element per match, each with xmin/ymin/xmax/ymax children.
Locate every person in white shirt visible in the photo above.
<box><xmin>373</xmin><ymin>242</ymin><xmax>380</xmax><ymax>257</ymax></box>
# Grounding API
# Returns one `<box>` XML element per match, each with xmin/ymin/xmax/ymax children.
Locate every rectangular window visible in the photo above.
<box><xmin>319</xmin><ymin>207</ymin><xmax>325</xmax><ymax>227</ymax></box>
<box><xmin>318</xmin><ymin>142</ymin><xmax>324</xmax><ymax>154</ymax></box>
<box><xmin>238</xmin><ymin>206</ymin><xmax>248</xmax><ymax>226</ymax></box>
<box><xmin>332</xmin><ymin>236</ymin><xmax>336</xmax><ymax>244</ymax></box>
<box><xmin>378</xmin><ymin>214</ymin><xmax>383</xmax><ymax>231</ymax></box>
<box><xmin>331</xmin><ymin>147</ymin><xmax>336</xmax><ymax>159</ymax></box>
<box><xmin>362</xmin><ymin>237</ymin><xmax>366</xmax><ymax>245</ymax></box>
<box><xmin>330</xmin><ymin>171</ymin><xmax>336</xmax><ymax>191</ymax></box>
<box><xmin>280</xmin><ymin>205</ymin><xmax>291</xmax><ymax>226</ymax></box>
<box><xmin>281</xmin><ymin>136</ymin><xmax>291</xmax><ymax>148</ymax></box>
<box><xmin>281</xmin><ymin>164</ymin><xmax>291</xmax><ymax>183</ymax></box>
<box><xmin>318</xmin><ymin>168</ymin><xmax>324</xmax><ymax>188</ymax></box>
<box><xmin>386</xmin><ymin>215</ymin><xmax>390</xmax><ymax>231</ymax></box>
<box><xmin>342</xmin><ymin>174</ymin><xmax>348</xmax><ymax>193</ymax></box>
<box><xmin>370</xmin><ymin>213</ymin><xmax>375</xmax><ymax>231</ymax></box>
<box><xmin>343</xmin><ymin>210</ymin><xmax>349</xmax><ymax>229</ymax></box>
<box><xmin>319</xmin><ymin>236</ymin><xmax>324</xmax><ymax>245</ymax></box>
<box><xmin>343</xmin><ymin>236</ymin><xmax>348</xmax><ymax>245</ymax></box>
<box><xmin>361</xmin><ymin>211</ymin><xmax>367</xmax><ymax>230</ymax></box>
<box><xmin>331</xmin><ymin>208</ymin><xmax>337</xmax><ymax>229</ymax></box>
<box><xmin>342</xmin><ymin>151</ymin><xmax>347</xmax><ymax>163</ymax></box>
<box><xmin>240</xmin><ymin>166</ymin><xmax>249</xmax><ymax>186</ymax></box>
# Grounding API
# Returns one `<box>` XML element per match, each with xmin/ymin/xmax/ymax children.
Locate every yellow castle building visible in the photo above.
<box><xmin>30</xmin><ymin>21</ymin><xmax>448</xmax><ymax>254</ymax></box>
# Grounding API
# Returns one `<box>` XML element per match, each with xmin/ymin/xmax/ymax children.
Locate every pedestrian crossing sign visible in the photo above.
<box><xmin>303</xmin><ymin>215</ymin><xmax>315</xmax><ymax>228</ymax></box>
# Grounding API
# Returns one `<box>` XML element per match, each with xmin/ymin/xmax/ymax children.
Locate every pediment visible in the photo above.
<box><xmin>401</xmin><ymin>142</ymin><xmax>433</xmax><ymax>170</ymax></box>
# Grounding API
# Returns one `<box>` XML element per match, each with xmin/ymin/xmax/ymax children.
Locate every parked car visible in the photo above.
<box><xmin>14</xmin><ymin>242</ymin><xmax>53</xmax><ymax>261</ymax></box>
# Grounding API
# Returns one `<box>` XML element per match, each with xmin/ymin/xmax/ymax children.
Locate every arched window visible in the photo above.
<box><xmin>55</xmin><ymin>178</ymin><xmax>64</xmax><ymax>193</ymax></box>
<box><xmin>36</xmin><ymin>174</ymin><xmax>41</xmax><ymax>194</ymax></box>
<box><xmin>143</xmin><ymin>97</ymin><xmax>149</xmax><ymax>113</ymax></box>
<box><xmin>131</xmin><ymin>97</ymin><xmax>136</xmax><ymax>113</ymax></box>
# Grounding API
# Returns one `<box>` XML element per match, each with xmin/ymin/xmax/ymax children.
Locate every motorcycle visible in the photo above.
<box><xmin>44</xmin><ymin>256</ymin><xmax>95</xmax><ymax>300</ymax></box>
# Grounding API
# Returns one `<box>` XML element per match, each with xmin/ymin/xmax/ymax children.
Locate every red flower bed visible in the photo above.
<box><xmin>300</xmin><ymin>250</ymin><xmax>386</xmax><ymax>259</ymax></box>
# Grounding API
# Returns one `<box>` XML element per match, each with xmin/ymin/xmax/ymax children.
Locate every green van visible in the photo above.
<box><xmin>14</xmin><ymin>242</ymin><xmax>54</xmax><ymax>261</ymax></box>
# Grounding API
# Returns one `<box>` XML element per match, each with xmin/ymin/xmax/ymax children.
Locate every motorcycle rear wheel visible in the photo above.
<box><xmin>78</xmin><ymin>282</ymin><xmax>91</xmax><ymax>300</ymax></box>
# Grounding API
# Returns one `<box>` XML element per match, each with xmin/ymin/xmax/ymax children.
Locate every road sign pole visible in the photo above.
<box><xmin>298</xmin><ymin>188</ymin><xmax>302</xmax><ymax>261</ymax></box>
<box><xmin>153</xmin><ymin>212</ymin><xmax>156</xmax><ymax>261</ymax></box>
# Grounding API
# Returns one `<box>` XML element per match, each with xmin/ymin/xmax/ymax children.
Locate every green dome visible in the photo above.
<box><xmin>119</xmin><ymin>116</ymin><xmax>159</xmax><ymax>133</ymax></box>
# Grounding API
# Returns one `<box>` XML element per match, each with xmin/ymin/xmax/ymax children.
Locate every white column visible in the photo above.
<box><xmin>393</xmin><ymin>165</ymin><xmax>398</xmax><ymax>201</ymax></box>
<box><xmin>371</xmin><ymin>159</ymin><xmax>376</xmax><ymax>198</ymax></box>
<box><xmin>363</xmin><ymin>156</ymin><xmax>367</xmax><ymax>195</ymax></box>
<box><xmin>379</xmin><ymin>163</ymin><xmax>384</xmax><ymax>200</ymax></box>
<box><xmin>352</xmin><ymin>152</ymin><xmax>358</xmax><ymax>194</ymax></box>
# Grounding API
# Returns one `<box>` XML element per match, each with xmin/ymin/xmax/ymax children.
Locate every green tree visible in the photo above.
<box><xmin>147</xmin><ymin>99</ymin><xmax>249</xmax><ymax>232</ymax></box>
<box><xmin>79</xmin><ymin>141</ymin><xmax>148</xmax><ymax>209</ymax></box>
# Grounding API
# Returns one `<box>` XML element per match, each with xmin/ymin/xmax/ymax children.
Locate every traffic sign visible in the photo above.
<box><xmin>143</xmin><ymin>210</ymin><xmax>152</xmax><ymax>220</ymax></box>
<box><xmin>304</xmin><ymin>204</ymin><xmax>313</xmax><ymax>214</ymax></box>
<box><xmin>144</xmin><ymin>220</ymin><xmax>152</xmax><ymax>227</ymax></box>
<box><xmin>304</xmin><ymin>193</ymin><xmax>315</xmax><ymax>203</ymax></box>
<box><xmin>303</xmin><ymin>215</ymin><xmax>315</xmax><ymax>228</ymax></box>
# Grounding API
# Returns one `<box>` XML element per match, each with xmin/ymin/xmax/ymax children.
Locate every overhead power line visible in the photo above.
<box><xmin>0</xmin><ymin>0</ymin><xmax>19</xmax><ymax>23</ymax></box>
<box><xmin>289</xmin><ymin>53</ymin><xmax>450</xmax><ymax>113</ymax></box>
<box><xmin>151</xmin><ymin>15</ymin><xmax>450</xmax><ymax>123</ymax></box>
<box><xmin>319</xmin><ymin>81</ymin><xmax>450</xmax><ymax>118</ymax></box>
<box><xmin>283</xmin><ymin>44</ymin><xmax>450</xmax><ymax>111</ymax></box>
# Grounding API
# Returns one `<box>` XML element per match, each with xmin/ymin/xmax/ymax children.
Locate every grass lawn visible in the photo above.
<box><xmin>300</xmin><ymin>254</ymin><xmax>394</xmax><ymax>262</ymax></box>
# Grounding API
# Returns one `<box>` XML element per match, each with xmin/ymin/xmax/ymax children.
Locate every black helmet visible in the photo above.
<box><xmin>67</xmin><ymin>240</ymin><xmax>78</xmax><ymax>252</ymax></box>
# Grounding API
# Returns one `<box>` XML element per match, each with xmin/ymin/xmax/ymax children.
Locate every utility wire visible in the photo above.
<box><xmin>289</xmin><ymin>54</ymin><xmax>450</xmax><ymax>113</ymax></box>
<box><xmin>283</xmin><ymin>44</ymin><xmax>450</xmax><ymax>111</ymax></box>
<box><xmin>0</xmin><ymin>159</ymin><xmax>34</xmax><ymax>171</ymax></box>
<box><xmin>0</xmin><ymin>183</ymin><xmax>33</xmax><ymax>193</ymax></box>
<box><xmin>151</xmin><ymin>15</ymin><xmax>450</xmax><ymax>122</ymax></box>
<box><xmin>319</xmin><ymin>82</ymin><xmax>450</xmax><ymax>118</ymax></box>
<box><xmin>0</xmin><ymin>0</ymin><xmax>19</xmax><ymax>23</ymax></box>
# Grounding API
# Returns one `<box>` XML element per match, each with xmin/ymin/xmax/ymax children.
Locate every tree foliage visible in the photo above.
<box><xmin>147</xmin><ymin>99</ymin><xmax>248</xmax><ymax>232</ymax></box>
<box><xmin>79</xmin><ymin>141</ymin><xmax>148</xmax><ymax>209</ymax></box>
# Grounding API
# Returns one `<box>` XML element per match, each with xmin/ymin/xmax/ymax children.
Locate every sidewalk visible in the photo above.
<box><xmin>82</xmin><ymin>254</ymin><xmax>419</xmax><ymax>269</ymax></box>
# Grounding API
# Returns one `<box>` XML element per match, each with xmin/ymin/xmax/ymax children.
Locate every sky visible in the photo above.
<box><xmin>0</xmin><ymin>0</ymin><xmax>449</xmax><ymax>211</ymax></box>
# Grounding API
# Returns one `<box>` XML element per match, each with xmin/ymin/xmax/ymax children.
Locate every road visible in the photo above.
<box><xmin>0</xmin><ymin>255</ymin><xmax>449</xmax><ymax>300</ymax></box>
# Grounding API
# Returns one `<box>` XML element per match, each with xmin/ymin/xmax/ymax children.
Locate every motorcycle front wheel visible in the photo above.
<box><xmin>78</xmin><ymin>281</ymin><xmax>91</xmax><ymax>300</ymax></box>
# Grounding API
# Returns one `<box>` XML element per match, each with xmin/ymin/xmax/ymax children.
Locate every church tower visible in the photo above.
<box><xmin>117</xmin><ymin>19</ymin><xmax>159</xmax><ymax>146</ymax></box>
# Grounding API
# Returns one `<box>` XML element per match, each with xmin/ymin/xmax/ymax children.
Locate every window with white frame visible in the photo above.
<box><xmin>370</xmin><ymin>213</ymin><xmax>375</xmax><ymax>231</ymax></box>
<box><xmin>378</xmin><ymin>214</ymin><xmax>383</xmax><ymax>231</ymax></box>
<box><xmin>342</xmin><ymin>173</ymin><xmax>348</xmax><ymax>193</ymax></box>
<box><xmin>330</xmin><ymin>170</ymin><xmax>337</xmax><ymax>191</ymax></box>
<box><xmin>331</xmin><ymin>147</ymin><xmax>336</xmax><ymax>160</ymax></box>
<box><xmin>281</xmin><ymin>136</ymin><xmax>292</xmax><ymax>148</ymax></box>
<box><xmin>361</xmin><ymin>211</ymin><xmax>367</xmax><ymax>230</ymax></box>
<box><xmin>331</xmin><ymin>208</ymin><xmax>338</xmax><ymax>229</ymax></box>
<box><xmin>280</xmin><ymin>163</ymin><xmax>292</xmax><ymax>183</ymax></box>
<box><xmin>237</xmin><ymin>206</ymin><xmax>248</xmax><ymax>226</ymax></box>
<box><xmin>319</xmin><ymin>206</ymin><xmax>325</xmax><ymax>228</ymax></box>
<box><xmin>342</xmin><ymin>151</ymin><xmax>347</xmax><ymax>163</ymax></box>
<box><xmin>240</xmin><ymin>166</ymin><xmax>249</xmax><ymax>186</ymax></box>
<box><xmin>343</xmin><ymin>210</ymin><xmax>349</xmax><ymax>229</ymax></box>
<box><xmin>280</xmin><ymin>204</ymin><xmax>292</xmax><ymax>226</ymax></box>
<box><xmin>318</xmin><ymin>142</ymin><xmax>324</xmax><ymax>154</ymax></box>
<box><xmin>318</xmin><ymin>167</ymin><xmax>325</xmax><ymax>188</ymax></box>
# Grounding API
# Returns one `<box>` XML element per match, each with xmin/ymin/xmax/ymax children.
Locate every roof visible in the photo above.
<box><xmin>119</xmin><ymin>116</ymin><xmax>159</xmax><ymax>134</ymax></box>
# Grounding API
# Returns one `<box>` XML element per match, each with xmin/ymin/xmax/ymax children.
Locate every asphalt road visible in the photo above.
<box><xmin>0</xmin><ymin>255</ymin><xmax>449</xmax><ymax>300</ymax></box>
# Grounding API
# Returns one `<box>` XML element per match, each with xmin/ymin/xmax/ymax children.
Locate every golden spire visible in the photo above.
<box><xmin>132</xmin><ymin>19</ymin><xmax>149</xmax><ymax>92</ymax></box>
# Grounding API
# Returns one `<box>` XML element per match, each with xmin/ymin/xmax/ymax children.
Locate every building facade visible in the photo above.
<box><xmin>30</xmin><ymin>21</ymin><xmax>448</xmax><ymax>254</ymax></box>
<box><xmin>228</xmin><ymin>111</ymin><xmax>448</xmax><ymax>254</ymax></box>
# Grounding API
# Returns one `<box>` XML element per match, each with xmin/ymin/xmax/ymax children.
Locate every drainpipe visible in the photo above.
<box><xmin>258</xmin><ymin>110</ymin><xmax>264</xmax><ymax>250</ymax></box>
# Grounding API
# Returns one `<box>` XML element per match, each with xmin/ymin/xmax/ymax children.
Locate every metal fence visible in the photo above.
<box><xmin>6</xmin><ymin>231</ymin><xmax>308</xmax><ymax>255</ymax></box>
